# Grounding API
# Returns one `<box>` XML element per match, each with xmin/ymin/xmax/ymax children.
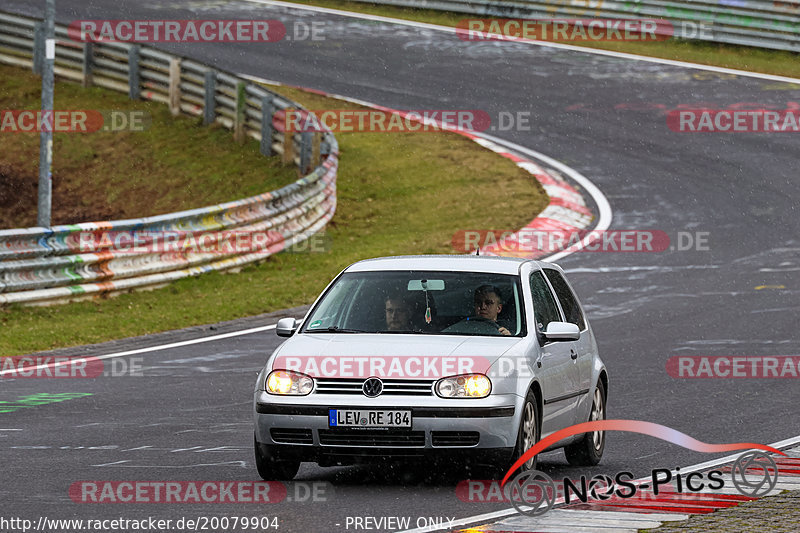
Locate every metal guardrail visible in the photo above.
<box><xmin>348</xmin><ymin>0</ymin><xmax>800</xmax><ymax>52</ymax></box>
<box><xmin>0</xmin><ymin>11</ymin><xmax>339</xmax><ymax>306</ymax></box>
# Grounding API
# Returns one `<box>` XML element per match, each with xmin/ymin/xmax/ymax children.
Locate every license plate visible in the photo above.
<box><xmin>328</xmin><ymin>409</ymin><xmax>411</xmax><ymax>428</ymax></box>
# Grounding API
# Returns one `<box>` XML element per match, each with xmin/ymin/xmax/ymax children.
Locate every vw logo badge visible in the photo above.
<box><xmin>362</xmin><ymin>377</ymin><xmax>383</xmax><ymax>398</ymax></box>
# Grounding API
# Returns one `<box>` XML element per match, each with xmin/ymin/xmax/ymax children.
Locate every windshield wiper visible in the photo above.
<box><xmin>319</xmin><ymin>326</ymin><xmax>367</xmax><ymax>333</ymax></box>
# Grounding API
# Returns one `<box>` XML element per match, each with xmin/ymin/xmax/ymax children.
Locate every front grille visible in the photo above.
<box><xmin>318</xmin><ymin>429</ymin><xmax>425</xmax><ymax>447</ymax></box>
<box><xmin>431</xmin><ymin>431</ymin><xmax>480</xmax><ymax>447</ymax></box>
<box><xmin>315</xmin><ymin>378</ymin><xmax>434</xmax><ymax>396</ymax></box>
<box><xmin>270</xmin><ymin>428</ymin><xmax>313</xmax><ymax>445</ymax></box>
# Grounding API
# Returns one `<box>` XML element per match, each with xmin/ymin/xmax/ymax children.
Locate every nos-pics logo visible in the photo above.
<box><xmin>501</xmin><ymin>420</ymin><xmax>782</xmax><ymax>516</ymax></box>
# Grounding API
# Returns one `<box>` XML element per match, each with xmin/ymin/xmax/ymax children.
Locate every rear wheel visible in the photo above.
<box><xmin>564</xmin><ymin>380</ymin><xmax>605</xmax><ymax>466</ymax></box>
<box><xmin>254</xmin><ymin>434</ymin><xmax>300</xmax><ymax>480</ymax></box>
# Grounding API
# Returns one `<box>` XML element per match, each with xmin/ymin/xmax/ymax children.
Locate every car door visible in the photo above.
<box><xmin>529</xmin><ymin>270</ymin><xmax>580</xmax><ymax>437</ymax></box>
<box><xmin>543</xmin><ymin>268</ymin><xmax>593</xmax><ymax>417</ymax></box>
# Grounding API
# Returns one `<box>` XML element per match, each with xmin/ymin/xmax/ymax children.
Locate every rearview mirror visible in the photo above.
<box><xmin>276</xmin><ymin>317</ymin><xmax>298</xmax><ymax>337</ymax></box>
<box><xmin>407</xmin><ymin>279</ymin><xmax>445</xmax><ymax>291</ymax></box>
<box><xmin>543</xmin><ymin>321</ymin><xmax>580</xmax><ymax>341</ymax></box>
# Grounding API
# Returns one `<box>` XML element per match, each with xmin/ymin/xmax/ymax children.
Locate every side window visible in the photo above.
<box><xmin>543</xmin><ymin>269</ymin><xmax>586</xmax><ymax>331</ymax></box>
<box><xmin>529</xmin><ymin>271</ymin><xmax>562</xmax><ymax>333</ymax></box>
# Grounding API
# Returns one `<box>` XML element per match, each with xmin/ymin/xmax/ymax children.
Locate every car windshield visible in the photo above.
<box><xmin>302</xmin><ymin>270</ymin><xmax>525</xmax><ymax>336</ymax></box>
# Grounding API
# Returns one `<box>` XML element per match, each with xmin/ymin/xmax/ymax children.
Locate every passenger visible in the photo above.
<box><xmin>384</xmin><ymin>294</ymin><xmax>414</xmax><ymax>331</ymax></box>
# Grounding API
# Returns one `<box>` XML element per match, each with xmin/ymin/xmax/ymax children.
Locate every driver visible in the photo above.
<box><xmin>472</xmin><ymin>285</ymin><xmax>511</xmax><ymax>336</ymax></box>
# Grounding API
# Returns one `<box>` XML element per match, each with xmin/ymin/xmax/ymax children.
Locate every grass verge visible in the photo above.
<box><xmin>282</xmin><ymin>0</ymin><xmax>800</xmax><ymax>80</ymax></box>
<box><xmin>0</xmin><ymin>67</ymin><xmax>548</xmax><ymax>356</ymax></box>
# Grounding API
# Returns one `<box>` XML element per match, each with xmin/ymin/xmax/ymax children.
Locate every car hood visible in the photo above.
<box><xmin>271</xmin><ymin>333</ymin><xmax>522</xmax><ymax>378</ymax></box>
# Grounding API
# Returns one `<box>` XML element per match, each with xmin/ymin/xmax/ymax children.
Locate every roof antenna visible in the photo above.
<box><xmin>474</xmin><ymin>247</ymin><xmax>480</xmax><ymax>256</ymax></box>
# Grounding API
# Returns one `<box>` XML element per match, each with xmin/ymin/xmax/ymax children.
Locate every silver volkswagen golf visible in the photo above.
<box><xmin>253</xmin><ymin>255</ymin><xmax>607</xmax><ymax>479</ymax></box>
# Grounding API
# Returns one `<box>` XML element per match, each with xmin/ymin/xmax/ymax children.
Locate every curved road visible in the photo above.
<box><xmin>2</xmin><ymin>0</ymin><xmax>799</xmax><ymax>531</ymax></box>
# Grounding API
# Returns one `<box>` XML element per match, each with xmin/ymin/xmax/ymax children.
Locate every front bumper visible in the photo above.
<box><xmin>254</xmin><ymin>392</ymin><xmax>520</xmax><ymax>465</ymax></box>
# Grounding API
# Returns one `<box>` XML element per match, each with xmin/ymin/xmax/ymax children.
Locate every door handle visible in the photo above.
<box><xmin>570</xmin><ymin>349</ymin><xmax>578</xmax><ymax>360</ymax></box>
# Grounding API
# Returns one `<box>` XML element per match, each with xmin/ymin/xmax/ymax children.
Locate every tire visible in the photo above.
<box><xmin>511</xmin><ymin>389</ymin><xmax>540</xmax><ymax>474</ymax></box>
<box><xmin>254</xmin><ymin>434</ymin><xmax>300</xmax><ymax>481</ymax></box>
<box><xmin>564</xmin><ymin>380</ymin><xmax>606</xmax><ymax>466</ymax></box>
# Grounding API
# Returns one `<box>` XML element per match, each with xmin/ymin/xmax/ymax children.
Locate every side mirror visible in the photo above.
<box><xmin>276</xmin><ymin>317</ymin><xmax>298</xmax><ymax>337</ymax></box>
<box><xmin>543</xmin><ymin>321</ymin><xmax>580</xmax><ymax>342</ymax></box>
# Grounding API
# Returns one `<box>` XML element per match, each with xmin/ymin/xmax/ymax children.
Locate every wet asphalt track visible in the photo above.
<box><xmin>1</xmin><ymin>0</ymin><xmax>799</xmax><ymax>531</ymax></box>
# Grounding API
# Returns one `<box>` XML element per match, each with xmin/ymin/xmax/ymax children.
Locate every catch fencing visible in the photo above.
<box><xmin>0</xmin><ymin>11</ymin><xmax>338</xmax><ymax>306</ymax></box>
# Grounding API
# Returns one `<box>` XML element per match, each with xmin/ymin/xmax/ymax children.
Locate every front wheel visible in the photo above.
<box><xmin>511</xmin><ymin>390</ymin><xmax>540</xmax><ymax>474</ymax></box>
<box><xmin>254</xmin><ymin>434</ymin><xmax>300</xmax><ymax>480</ymax></box>
<box><xmin>564</xmin><ymin>380</ymin><xmax>606</xmax><ymax>466</ymax></box>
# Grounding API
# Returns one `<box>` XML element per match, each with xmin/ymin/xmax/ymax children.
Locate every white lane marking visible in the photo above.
<box><xmin>501</xmin><ymin>509</ymin><xmax>664</xmax><ymax>527</ymax></box>
<box><xmin>396</xmin><ymin>508</ymin><xmax>521</xmax><ymax>533</ymax></box>
<box><xmin>162</xmin><ymin>351</ymin><xmax>254</xmax><ymax>364</ymax></box>
<box><xmin>170</xmin><ymin>446</ymin><xmax>204</xmax><ymax>453</ymax></box>
<box><xmin>121</xmin><ymin>446</ymin><xmax>153</xmax><ymax>452</ymax></box>
<box><xmin>91</xmin><ymin>460</ymin><xmax>249</xmax><ymax>468</ymax></box>
<box><xmin>237</xmin><ymin>73</ymin><xmax>614</xmax><ymax>265</ymax></box>
<box><xmin>0</xmin><ymin>324</ymin><xmax>276</xmax><ymax>377</ymax></box>
<box><xmin>245</xmin><ymin>0</ymin><xmax>800</xmax><ymax>84</ymax></box>
<box><xmin>91</xmin><ymin>460</ymin><xmax>131</xmax><ymax>467</ymax></box>
<box><xmin>502</xmin><ymin>510</ymin><xmax>690</xmax><ymax>523</ymax></box>
<box><xmin>566</xmin><ymin>265</ymin><xmax>720</xmax><ymax>273</ymax></box>
<box><xmin>396</xmin><ymin>436</ymin><xmax>800</xmax><ymax>533</ymax></box>
<box><xmin>0</xmin><ymin>429</ymin><xmax>23</xmax><ymax>431</ymax></box>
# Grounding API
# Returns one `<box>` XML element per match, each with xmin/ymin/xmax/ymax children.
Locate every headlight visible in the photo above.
<box><xmin>435</xmin><ymin>374</ymin><xmax>491</xmax><ymax>398</ymax></box>
<box><xmin>266</xmin><ymin>370</ymin><xmax>314</xmax><ymax>395</ymax></box>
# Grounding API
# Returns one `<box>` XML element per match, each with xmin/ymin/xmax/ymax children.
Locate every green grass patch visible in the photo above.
<box><xmin>0</xmin><ymin>63</ymin><xmax>299</xmax><ymax>229</ymax></box>
<box><xmin>283</xmin><ymin>0</ymin><xmax>800</xmax><ymax>80</ymax></box>
<box><xmin>0</xmin><ymin>67</ymin><xmax>548</xmax><ymax>356</ymax></box>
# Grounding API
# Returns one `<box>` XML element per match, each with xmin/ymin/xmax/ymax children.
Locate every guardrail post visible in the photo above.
<box><xmin>234</xmin><ymin>81</ymin><xmax>246</xmax><ymax>143</ymax></box>
<box><xmin>128</xmin><ymin>45</ymin><xmax>141</xmax><ymax>99</ymax></box>
<box><xmin>300</xmin><ymin>131</ymin><xmax>312</xmax><ymax>175</ymax></box>
<box><xmin>282</xmin><ymin>108</ymin><xmax>295</xmax><ymax>165</ymax></box>
<box><xmin>203</xmin><ymin>70</ymin><xmax>216</xmax><ymax>126</ymax></box>
<box><xmin>260</xmin><ymin>95</ymin><xmax>274</xmax><ymax>156</ymax></box>
<box><xmin>168</xmin><ymin>58</ymin><xmax>181</xmax><ymax>116</ymax></box>
<box><xmin>82</xmin><ymin>42</ymin><xmax>93</xmax><ymax>88</ymax></box>
<box><xmin>311</xmin><ymin>132</ymin><xmax>321</xmax><ymax>168</ymax></box>
<box><xmin>33</xmin><ymin>22</ymin><xmax>44</xmax><ymax>74</ymax></box>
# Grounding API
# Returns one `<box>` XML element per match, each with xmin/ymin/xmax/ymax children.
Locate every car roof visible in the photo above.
<box><xmin>345</xmin><ymin>255</ymin><xmax>555</xmax><ymax>275</ymax></box>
